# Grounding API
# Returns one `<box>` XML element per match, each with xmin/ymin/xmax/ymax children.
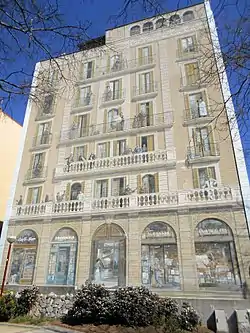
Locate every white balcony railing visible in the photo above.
<box><xmin>56</xmin><ymin>150</ymin><xmax>168</xmax><ymax>176</ymax></box>
<box><xmin>12</xmin><ymin>187</ymin><xmax>241</xmax><ymax>219</ymax></box>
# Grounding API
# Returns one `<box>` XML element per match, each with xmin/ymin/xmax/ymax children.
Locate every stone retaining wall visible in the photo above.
<box><xmin>30</xmin><ymin>292</ymin><xmax>74</xmax><ymax>318</ymax></box>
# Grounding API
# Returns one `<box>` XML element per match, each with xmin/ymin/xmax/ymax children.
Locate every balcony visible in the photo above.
<box><xmin>35</xmin><ymin>108</ymin><xmax>55</xmax><ymax>121</ymax></box>
<box><xmin>11</xmin><ymin>187</ymin><xmax>240</xmax><ymax>220</ymax></box>
<box><xmin>54</xmin><ymin>150</ymin><xmax>173</xmax><ymax>180</ymax></box>
<box><xmin>71</xmin><ymin>95</ymin><xmax>94</xmax><ymax>114</ymax></box>
<box><xmin>180</xmin><ymin>75</ymin><xmax>204</xmax><ymax>92</ymax></box>
<box><xmin>24</xmin><ymin>166</ymin><xmax>48</xmax><ymax>184</ymax></box>
<box><xmin>131</xmin><ymin>82</ymin><xmax>158</xmax><ymax>102</ymax></box>
<box><xmin>176</xmin><ymin>45</ymin><xmax>200</xmax><ymax>61</ymax></box>
<box><xmin>187</xmin><ymin>143</ymin><xmax>220</xmax><ymax>164</ymax></box>
<box><xmin>183</xmin><ymin>108</ymin><xmax>214</xmax><ymax>126</ymax></box>
<box><xmin>31</xmin><ymin>134</ymin><xmax>52</xmax><ymax>150</ymax></box>
<box><xmin>100</xmin><ymin>89</ymin><xmax>125</xmax><ymax>107</ymax></box>
<box><xmin>60</xmin><ymin>111</ymin><xmax>173</xmax><ymax>143</ymax></box>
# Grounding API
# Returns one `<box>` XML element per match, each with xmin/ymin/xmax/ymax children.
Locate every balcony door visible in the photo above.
<box><xmin>185</xmin><ymin>63</ymin><xmax>199</xmax><ymax>86</ymax></box>
<box><xmin>193</xmin><ymin>128</ymin><xmax>210</xmax><ymax>156</ymax></box>
<box><xmin>95</xmin><ymin>180</ymin><xmax>108</xmax><ymax>198</ymax></box>
<box><xmin>111</xmin><ymin>177</ymin><xmax>125</xmax><ymax>196</ymax></box>
<box><xmin>139</xmin><ymin>72</ymin><xmax>152</xmax><ymax>94</ymax></box>
<box><xmin>109</xmin><ymin>80</ymin><xmax>120</xmax><ymax>100</ymax></box>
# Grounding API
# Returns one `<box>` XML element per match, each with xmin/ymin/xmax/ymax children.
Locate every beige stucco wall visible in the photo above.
<box><xmin>0</xmin><ymin>111</ymin><xmax>21</xmax><ymax>221</ymax></box>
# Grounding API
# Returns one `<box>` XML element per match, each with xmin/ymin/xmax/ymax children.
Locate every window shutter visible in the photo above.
<box><xmin>136</xmin><ymin>136</ymin><xmax>140</xmax><ymax>146</ymax></box>
<box><xmin>81</xmin><ymin>181</ymin><xmax>85</xmax><ymax>193</ymax></box>
<box><xmin>192</xmin><ymin>169</ymin><xmax>199</xmax><ymax>188</ymax></box>
<box><xmin>86</xmin><ymin>114</ymin><xmax>90</xmax><ymax>136</ymax></box>
<box><xmin>138</xmin><ymin>48</ymin><xmax>142</xmax><ymax>65</ymax></box>
<box><xmin>147</xmin><ymin>135</ymin><xmax>154</xmax><ymax>151</ymax></box>
<box><xmin>201</xmin><ymin>90</ymin><xmax>209</xmax><ymax>113</ymax></box>
<box><xmin>103</xmin><ymin>109</ymin><xmax>107</xmax><ymax>133</ymax></box>
<box><xmin>106</xmin><ymin>142</ymin><xmax>110</xmax><ymax>157</ymax></box>
<box><xmin>207</xmin><ymin>167</ymin><xmax>216</xmax><ymax>180</ymax></box>
<box><xmin>107</xmin><ymin>56</ymin><xmax>110</xmax><ymax>73</ymax></box>
<box><xmin>40</xmin><ymin>152</ymin><xmax>45</xmax><ymax>167</ymax></box>
<box><xmin>184</xmin><ymin>94</ymin><xmax>191</xmax><ymax>119</ymax></box>
<box><xmin>37</xmin><ymin>187</ymin><xmax>42</xmax><ymax>203</ymax></box>
<box><xmin>119</xmin><ymin>79</ymin><xmax>122</xmax><ymax>99</ymax></box>
<box><xmin>118</xmin><ymin>106</ymin><xmax>122</xmax><ymax>116</ymax></box>
<box><xmin>148</xmin><ymin>102</ymin><xmax>153</xmax><ymax>125</ymax></box>
<box><xmin>208</xmin><ymin>125</ymin><xmax>216</xmax><ymax>155</ymax></box>
<box><xmin>26</xmin><ymin>188</ymin><xmax>33</xmax><ymax>204</ymax></box>
<box><xmin>149</xmin><ymin>45</ymin><xmax>153</xmax><ymax>60</ymax></box>
<box><xmin>84</xmin><ymin>144</ymin><xmax>88</xmax><ymax>159</ymax></box>
<box><xmin>75</xmin><ymin>87</ymin><xmax>80</xmax><ymax>106</ymax></box>
<box><xmin>192</xmin><ymin>128</ymin><xmax>198</xmax><ymax>146</ymax></box>
<box><xmin>65</xmin><ymin>183</ymin><xmax>71</xmax><ymax>200</ymax></box>
<box><xmin>177</xmin><ymin>38</ymin><xmax>182</xmax><ymax>56</ymax></box>
<box><xmin>113</xmin><ymin>141</ymin><xmax>117</xmax><ymax>156</ymax></box>
<box><xmin>73</xmin><ymin>147</ymin><xmax>77</xmax><ymax>160</ymax></box>
<box><xmin>154</xmin><ymin>173</ymin><xmax>159</xmax><ymax>193</ymax></box>
<box><xmin>137</xmin><ymin>175</ymin><xmax>142</xmax><ymax>193</ymax></box>
<box><xmin>91</xmin><ymin>60</ymin><xmax>95</xmax><ymax>77</ymax></box>
<box><xmin>149</xmin><ymin>72</ymin><xmax>153</xmax><ymax>89</ymax></box>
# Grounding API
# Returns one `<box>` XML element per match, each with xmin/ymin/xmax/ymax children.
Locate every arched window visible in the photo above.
<box><xmin>90</xmin><ymin>223</ymin><xmax>126</xmax><ymax>287</ymax></box>
<box><xmin>169</xmin><ymin>14</ymin><xmax>181</xmax><ymax>26</ymax></box>
<box><xmin>183</xmin><ymin>11</ymin><xmax>195</xmax><ymax>22</ymax></box>
<box><xmin>155</xmin><ymin>18</ymin><xmax>166</xmax><ymax>29</ymax></box>
<box><xmin>195</xmin><ymin>219</ymin><xmax>241</xmax><ymax>289</ymax></box>
<box><xmin>141</xmin><ymin>222</ymin><xmax>180</xmax><ymax>289</ymax></box>
<box><xmin>47</xmin><ymin>228</ymin><xmax>78</xmax><ymax>285</ymax></box>
<box><xmin>8</xmin><ymin>230</ymin><xmax>38</xmax><ymax>285</ymax></box>
<box><xmin>130</xmin><ymin>25</ymin><xmax>140</xmax><ymax>36</ymax></box>
<box><xmin>143</xmin><ymin>22</ymin><xmax>154</xmax><ymax>33</ymax></box>
<box><xmin>70</xmin><ymin>182</ymin><xmax>82</xmax><ymax>200</ymax></box>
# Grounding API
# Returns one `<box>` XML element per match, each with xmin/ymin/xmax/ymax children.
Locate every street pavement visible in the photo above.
<box><xmin>0</xmin><ymin>324</ymin><xmax>59</xmax><ymax>333</ymax></box>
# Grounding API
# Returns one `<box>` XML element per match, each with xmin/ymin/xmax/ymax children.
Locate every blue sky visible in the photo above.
<box><xmin>3</xmin><ymin>0</ymin><xmax>250</xmax><ymax>175</ymax></box>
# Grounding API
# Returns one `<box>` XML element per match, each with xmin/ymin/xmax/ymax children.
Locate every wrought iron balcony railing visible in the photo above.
<box><xmin>183</xmin><ymin>108</ymin><xmax>214</xmax><ymax>123</ymax></box>
<box><xmin>32</xmin><ymin>134</ymin><xmax>52</xmax><ymax>147</ymax></box>
<box><xmin>101</xmin><ymin>89</ymin><xmax>125</xmax><ymax>104</ymax></box>
<box><xmin>25</xmin><ymin>166</ymin><xmax>48</xmax><ymax>181</ymax></box>
<box><xmin>132</xmin><ymin>82</ymin><xmax>158</xmax><ymax>98</ymax></box>
<box><xmin>176</xmin><ymin>45</ymin><xmax>199</xmax><ymax>59</ymax></box>
<box><xmin>187</xmin><ymin>142</ymin><xmax>220</xmax><ymax>160</ymax></box>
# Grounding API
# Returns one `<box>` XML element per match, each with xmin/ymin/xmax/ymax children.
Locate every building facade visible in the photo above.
<box><xmin>0</xmin><ymin>111</ymin><xmax>21</xmax><ymax>222</ymax></box>
<box><xmin>1</xmin><ymin>2</ymin><xmax>250</xmax><ymax>298</ymax></box>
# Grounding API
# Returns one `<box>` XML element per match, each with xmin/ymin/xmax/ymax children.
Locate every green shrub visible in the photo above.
<box><xmin>112</xmin><ymin>286</ymin><xmax>161</xmax><ymax>327</ymax></box>
<box><xmin>62</xmin><ymin>281</ymin><xmax>113</xmax><ymax>325</ymax></box>
<box><xmin>178</xmin><ymin>302</ymin><xmax>200</xmax><ymax>331</ymax></box>
<box><xmin>0</xmin><ymin>292</ymin><xmax>17</xmax><ymax>322</ymax></box>
<box><xmin>15</xmin><ymin>286</ymin><xmax>39</xmax><ymax>316</ymax></box>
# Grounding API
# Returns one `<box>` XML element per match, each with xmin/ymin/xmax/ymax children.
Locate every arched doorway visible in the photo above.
<box><xmin>90</xmin><ymin>223</ymin><xmax>126</xmax><ymax>288</ymax></box>
<box><xmin>195</xmin><ymin>219</ymin><xmax>241</xmax><ymax>289</ymax></box>
<box><xmin>141</xmin><ymin>222</ymin><xmax>180</xmax><ymax>289</ymax></box>
<box><xmin>8</xmin><ymin>229</ymin><xmax>38</xmax><ymax>285</ymax></box>
<box><xmin>47</xmin><ymin>228</ymin><xmax>78</xmax><ymax>285</ymax></box>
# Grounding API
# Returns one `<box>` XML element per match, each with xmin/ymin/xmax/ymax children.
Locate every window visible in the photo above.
<box><xmin>37</xmin><ymin>122</ymin><xmax>51</xmax><ymax>145</ymax></box>
<box><xmin>112</xmin><ymin>177</ymin><xmax>126</xmax><ymax>196</ymax></box>
<box><xmin>90</xmin><ymin>223</ymin><xmax>126</xmax><ymax>287</ymax></box>
<box><xmin>47</xmin><ymin>228</ymin><xmax>78</xmax><ymax>286</ymax></box>
<box><xmin>113</xmin><ymin>139</ymin><xmax>127</xmax><ymax>156</ymax></box>
<box><xmin>169</xmin><ymin>14</ymin><xmax>181</xmax><ymax>26</ymax></box>
<box><xmin>195</xmin><ymin>219</ymin><xmax>241</xmax><ymax>289</ymax></box>
<box><xmin>73</xmin><ymin>145</ymin><xmax>87</xmax><ymax>161</ymax></box>
<box><xmin>130</xmin><ymin>25</ymin><xmax>140</xmax><ymax>36</ymax></box>
<box><xmin>142</xmin><ymin>174</ymin><xmax>156</xmax><ymax>193</ymax></box>
<box><xmin>83</xmin><ymin>61</ymin><xmax>94</xmax><ymax>79</ymax></box>
<box><xmin>110</xmin><ymin>54</ymin><xmax>123</xmax><ymax>72</ymax></box>
<box><xmin>78</xmin><ymin>114</ymin><xmax>89</xmax><ymax>137</ymax></box>
<box><xmin>192</xmin><ymin>127</ymin><xmax>211</xmax><ymax>156</ymax></box>
<box><xmin>80</xmin><ymin>86</ymin><xmax>92</xmax><ymax>106</ymax></box>
<box><xmin>134</xmin><ymin>102</ymin><xmax>153</xmax><ymax>128</ymax></box>
<box><xmin>193</xmin><ymin>167</ymin><xmax>216</xmax><ymax>188</ymax></box>
<box><xmin>104</xmin><ymin>80</ymin><xmax>121</xmax><ymax>101</ymax></box>
<box><xmin>97</xmin><ymin>142</ymin><xmax>110</xmax><ymax>158</ymax></box>
<box><xmin>139</xmin><ymin>46</ymin><xmax>152</xmax><ymax>65</ymax></box>
<box><xmin>43</xmin><ymin>94</ymin><xmax>53</xmax><ymax>115</ymax></box>
<box><xmin>95</xmin><ymin>179</ymin><xmax>108</xmax><ymax>198</ymax></box>
<box><xmin>26</xmin><ymin>187</ymin><xmax>42</xmax><ymax>204</ymax></box>
<box><xmin>143</xmin><ymin>22</ymin><xmax>154</xmax><ymax>32</ymax></box>
<box><xmin>141</xmin><ymin>222</ymin><xmax>180</xmax><ymax>289</ymax></box>
<box><xmin>183</xmin><ymin>11</ymin><xmax>195</xmax><ymax>22</ymax></box>
<box><xmin>141</xmin><ymin>135</ymin><xmax>154</xmax><ymax>151</ymax></box>
<box><xmin>70</xmin><ymin>182</ymin><xmax>82</xmax><ymax>200</ymax></box>
<box><xmin>31</xmin><ymin>153</ymin><xmax>45</xmax><ymax>177</ymax></box>
<box><xmin>184</xmin><ymin>62</ymin><xmax>200</xmax><ymax>86</ymax></box>
<box><xmin>185</xmin><ymin>91</ymin><xmax>208</xmax><ymax>119</ymax></box>
<box><xmin>155</xmin><ymin>18</ymin><xmax>166</xmax><ymax>29</ymax></box>
<box><xmin>180</xmin><ymin>36</ymin><xmax>196</xmax><ymax>53</ymax></box>
<box><xmin>8</xmin><ymin>230</ymin><xmax>38</xmax><ymax>285</ymax></box>
<box><xmin>139</xmin><ymin>72</ymin><xmax>153</xmax><ymax>94</ymax></box>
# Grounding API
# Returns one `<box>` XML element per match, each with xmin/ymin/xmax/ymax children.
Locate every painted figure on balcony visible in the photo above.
<box><xmin>33</xmin><ymin>163</ymin><xmax>42</xmax><ymax>178</ymax></box>
<box><xmin>77</xmin><ymin>191</ymin><xmax>84</xmax><ymax>202</ymax></box>
<box><xmin>56</xmin><ymin>191</ymin><xmax>66</xmax><ymax>202</ymax></box>
<box><xmin>134</xmin><ymin>145</ymin><xmax>142</xmax><ymax>154</ymax></box>
<box><xmin>142</xmin><ymin>144</ymin><xmax>147</xmax><ymax>153</ymax></box>
<box><xmin>104</xmin><ymin>85</ymin><xmax>112</xmax><ymax>101</ymax></box>
<box><xmin>65</xmin><ymin>153</ymin><xmax>74</xmax><ymax>172</ymax></box>
<box><xmin>16</xmin><ymin>195</ymin><xmax>23</xmax><ymax>206</ymax></box>
<box><xmin>78</xmin><ymin>154</ymin><xmax>85</xmax><ymax>162</ymax></box>
<box><xmin>94</xmin><ymin>258</ymin><xmax>104</xmax><ymax>283</ymax></box>
<box><xmin>199</xmin><ymin>97</ymin><xmax>207</xmax><ymax>116</ymax></box>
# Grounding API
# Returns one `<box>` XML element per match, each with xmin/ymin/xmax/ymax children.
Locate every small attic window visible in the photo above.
<box><xmin>130</xmin><ymin>25</ymin><xmax>140</xmax><ymax>36</ymax></box>
<box><xmin>156</xmin><ymin>18</ymin><xmax>166</xmax><ymax>29</ymax></box>
<box><xmin>143</xmin><ymin>22</ymin><xmax>154</xmax><ymax>33</ymax></box>
<box><xmin>183</xmin><ymin>11</ymin><xmax>195</xmax><ymax>22</ymax></box>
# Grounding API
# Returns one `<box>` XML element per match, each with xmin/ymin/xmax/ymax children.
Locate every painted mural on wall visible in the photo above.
<box><xmin>141</xmin><ymin>222</ymin><xmax>180</xmax><ymax>289</ymax></box>
<box><xmin>8</xmin><ymin>229</ymin><xmax>38</xmax><ymax>285</ymax></box>
<box><xmin>92</xmin><ymin>224</ymin><xmax>126</xmax><ymax>288</ymax></box>
<box><xmin>47</xmin><ymin>228</ymin><xmax>78</xmax><ymax>286</ymax></box>
<box><xmin>195</xmin><ymin>219</ymin><xmax>241</xmax><ymax>288</ymax></box>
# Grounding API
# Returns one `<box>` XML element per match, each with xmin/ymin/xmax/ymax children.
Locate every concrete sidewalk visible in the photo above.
<box><xmin>0</xmin><ymin>323</ymin><xmax>52</xmax><ymax>333</ymax></box>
